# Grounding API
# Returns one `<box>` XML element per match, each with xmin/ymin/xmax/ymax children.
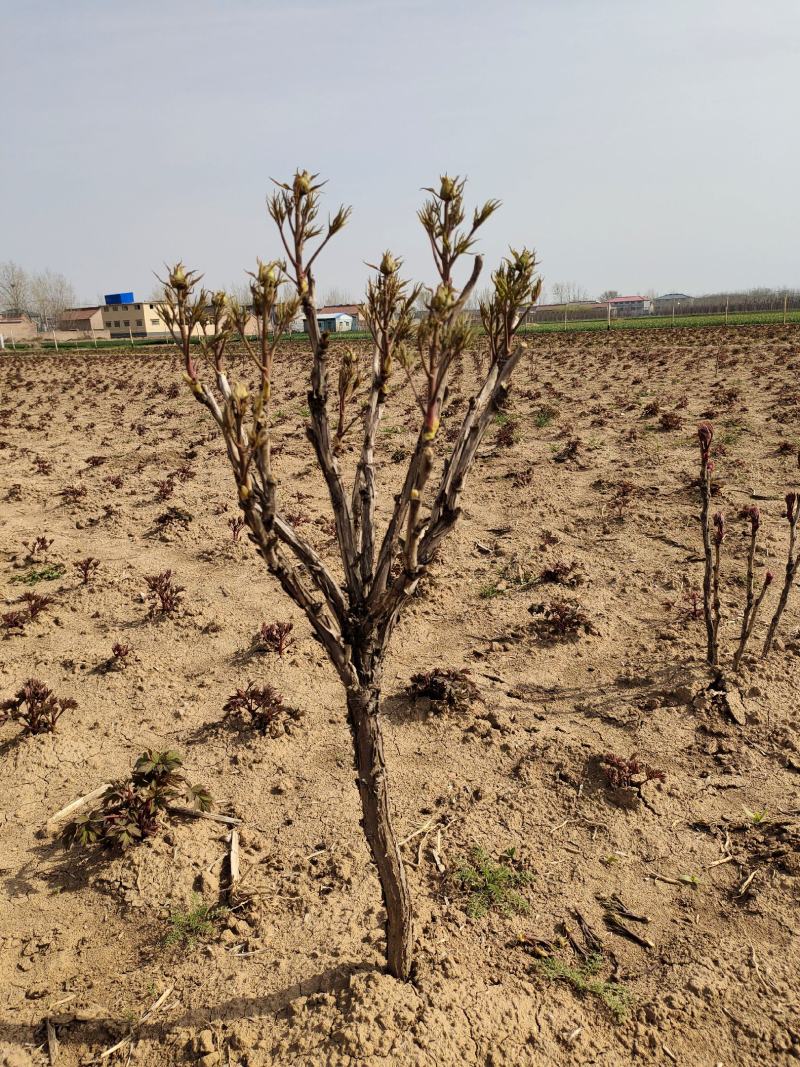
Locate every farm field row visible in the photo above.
<box><xmin>1</xmin><ymin>324</ymin><xmax>799</xmax><ymax>1065</ymax></box>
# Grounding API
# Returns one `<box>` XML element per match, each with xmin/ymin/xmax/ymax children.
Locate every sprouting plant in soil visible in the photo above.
<box><xmin>599</xmin><ymin>753</ymin><xmax>665</xmax><ymax>802</ymax></box>
<box><xmin>537</xmin><ymin>559</ymin><xmax>585</xmax><ymax>587</ymax></box>
<box><xmin>144</xmin><ymin>570</ymin><xmax>184</xmax><ymax>618</ymax></box>
<box><xmin>62</xmin><ymin>750</ymin><xmax>212</xmax><ymax>849</ymax></box>
<box><xmin>528</xmin><ymin>599</ymin><xmax>596</xmax><ymax>640</ymax></box>
<box><xmin>163</xmin><ymin>895</ymin><xmax>228</xmax><ymax>950</ymax></box>
<box><xmin>697</xmin><ymin>423</ymin><xmax>795</xmax><ymax>673</ymax></box>
<box><xmin>407</xmin><ymin>668</ymin><xmax>479</xmax><ymax>713</ymax></box>
<box><xmin>101</xmin><ymin>642</ymin><xmax>134</xmax><ymax>672</ymax></box>
<box><xmin>534</xmin><ymin>954</ymin><xmax>633</xmax><ymax>1022</ymax></box>
<box><xmin>223</xmin><ymin>683</ymin><xmax>302</xmax><ymax>737</ymax></box>
<box><xmin>22</xmin><ymin>535</ymin><xmax>53</xmax><ymax>560</ymax></box>
<box><xmin>0</xmin><ymin>679</ymin><xmax>76</xmax><ymax>736</ymax></box>
<box><xmin>74</xmin><ymin>557</ymin><xmax>100</xmax><ymax>585</ymax></box>
<box><xmin>251</xmin><ymin>621</ymin><xmax>295</xmax><ymax>657</ymax></box>
<box><xmin>11</xmin><ymin>562</ymin><xmax>65</xmax><ymax>586</ymax></box>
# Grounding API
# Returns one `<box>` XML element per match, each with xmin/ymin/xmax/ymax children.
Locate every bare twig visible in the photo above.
<box><xmin>98</xmin><ymin>985</ymin><xmax>173</xmax><ymax>1061</ymax></box>
<box><xmin>45</xmin><ymin>1018</ymin><xmax>59</xmax><ymax>1064</ymax></box>
<box><xmin>762</xmin><ymin>492</ymin><xmax>800</xmax><ymax>657</ymax></box>
<box><xmin>227</xmin><ymin>827</ymin><xmax>240</xmax><ymax>901</ymax></box>
<box><xmin>47</xmin><ymin>783</ymin><xmax>113</xmax><ymax>827</ymax></box>
<box><xmin>167</xmin><ymin>806</ymin><xmax>242</xmax><ymax>826</ymax></box>
<box><xmin>697</xmin><ymin>424</ymin><xmax>717</xmax><ymax>666</ymax></box>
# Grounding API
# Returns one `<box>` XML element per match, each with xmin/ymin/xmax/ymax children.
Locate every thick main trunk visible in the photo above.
<box><xmin>346</xmin><ymin>684</ymin><xmax>414</xmax><ymax>980</ymax></box>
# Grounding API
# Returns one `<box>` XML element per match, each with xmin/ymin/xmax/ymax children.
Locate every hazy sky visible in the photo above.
<box><xmin>2</xmin><ymin>0</ymin><xmax>799</xmax><ymax>305</ymax></box>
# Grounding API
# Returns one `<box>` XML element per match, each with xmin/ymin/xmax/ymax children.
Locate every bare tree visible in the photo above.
<box><xmin>465</xmin><ymin>283</ymin><xmax>495</xmax><ymax>312</ymax></box>
<box><xmin>29</xmin><ymin>269</ymin><xmax>76</xmax><ymax>328</ymax></box>
<box><xmin>223</xmin><ymin>281</ymin><xmax>251</xmax><ymax>308</ymax></box>
<box><xmin>0</xmin><ymin>261</ymin><xmax>31</xmax><ymax>315</ymax></box>
<box><xmin>599</xmin><ymin>289</ymin><xmax>619</xmax><ymax>301</ymax></box>
<box><xmin>550</xmin><ymin>280</ymin><xmax>587</xmax><ymax>304</ymax></box>
<box><xmin>322</xmin><ymin>286</ymin><xmax>355</xmax><ymax>306</ymax></box>
<box><xmin>159</xmin><ymin>170</ymin><xmax>541</xmax><ymax>980</ymax></box>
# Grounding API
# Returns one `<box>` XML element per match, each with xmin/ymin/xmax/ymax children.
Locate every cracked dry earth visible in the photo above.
<box><xmin>1</xmin><ymin>324</ymin><xmax>799</xmax><ymax>1066</ymax></box>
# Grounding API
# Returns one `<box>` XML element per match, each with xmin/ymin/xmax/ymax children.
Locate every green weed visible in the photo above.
<box><xmin>163</xmin><ymin>895</ymin><xmax>227</xmax><ymax>949</ymax></box>
<box><xmin>743</xmin><ymin>807</ymin><xmax>768</xmax><ymax>825</ymax></box>
<box><xmin>453</xmin><ymin>847</ymin><xmax>531</xmax><ymax>918</ymax></box>
<box><xmin>535</xmin><ymin>953</ymin><xmax>633</xmax><ymax>1021</ymax></box>
<box><xmin>534</xmin><ymin>405</ymin><xmax>557</xmax><ymax>428</ymax></box>
<box><xmin>11</xmin><ymin>563</ymin><xmax>66</xmax><ymax>585</ymax></box>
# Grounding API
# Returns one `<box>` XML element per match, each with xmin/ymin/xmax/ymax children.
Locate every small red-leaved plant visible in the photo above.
<box><xmin>537</xmin><ymin>559</ymin><xmax>585</xmax><ymax>587</ymax></box>
<box><xmin>22</xmin><ymin>535</ymin><xmax>53</xmax><ymax>560</ymax></box>
<box><xmin>600</xmin><ymin>753</ymin><xmax>665</xmax><ymax>794</ymax></box>
<box><xmin>74</xmin><ymin>557</ymin><xmax>100</xmax><ymax>585</ymax></box>
<box><xmin>21</xmin><ymin>592</ymin><xmax>54</xmax><ymax>620</ymax></box>
<box><xmin>228</xmin><ymin>516</ymin><xmax>246</xmax><ymax>542</ymax></box>
<box><xmin>528</xmin><ymin>599</ymin><xmax>596</xmax><ymax>639</ymax></box>
<box><xmin>223</xmin><ymin>683</ymin><xmax>302</xmax><ymax>737</ymax></box>
<box><xmin>407</xmin><ymin>668</ymin><xmax>479</xmax><ymax>713</ymax></box>
<box><xmin>252</xmin><ymin>621</ymin><xmax>295</xmax><ymax>657</ymax></box>
<box><xmin>144</xmin><ymin>570</ymin><xmax>184</xmax><ymax>618</ymax></box>
<box><xmin>59</xmin><ymin>484</ymin><xmax>88</xmax><ymax>504</ymax></box>
<box><xmin>0</xmin><ymin>678</ymin><xmax>76</xmax><ymax>735</ymax></box>
<box><xmin>106</xmin><ymin>641</ymin><xmax>134</xmax><ymax>671</ymax></box>
<box><xmin>2</xmin><ymin>611</ymin><xmax>28</xmax><ymax>635</ymax></box>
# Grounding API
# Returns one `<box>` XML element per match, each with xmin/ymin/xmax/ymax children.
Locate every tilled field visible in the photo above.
<box><xmin>1</xmin><ymin>325</ymin><xmax>799</xmax><ymax>1066</ymax></box>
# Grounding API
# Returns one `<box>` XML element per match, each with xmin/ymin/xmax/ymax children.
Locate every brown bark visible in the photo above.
<box><xmin>346</xmin><ymin>683</ymin><xmax>413</xmax><ymax>980</ymax></box>
<box><xmin>762</xmin><ymin>514</ymin><xmax>798</xmax><ymax>657</ymax></box>
<box><xmin>699</xmin><ymin>457</ymin><xmax>717</xmax><ymax>666</ymax></box>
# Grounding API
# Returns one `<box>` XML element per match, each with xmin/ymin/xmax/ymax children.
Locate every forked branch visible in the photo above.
<box><xmin>160</xmin><ymin>169</ymin><xmax>542</xmax><ymax>980</ymax></box>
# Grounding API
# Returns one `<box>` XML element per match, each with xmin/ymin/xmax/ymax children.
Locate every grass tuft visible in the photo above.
<box><xmin>163</xmin><ymin>895</ymin><xmax>227</xmax><ymax>949</ymax></box>
<box><xmin>11</xmin><ymin>563</ymin><xmax>66</xmax><ymax>585</ymax></box>
<box><xmin>535</xmin><ymin>953</ymin><xmax>633</xmax><ymax>1021</ymax></box>
<box><xmin>453</xmin><ymin>846</ymin><xmax>531</xmax><ymax>918</ymax></box>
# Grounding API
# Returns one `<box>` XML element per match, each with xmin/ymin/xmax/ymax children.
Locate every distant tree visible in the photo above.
<box><xmin>147</xmin><ymin>283</ymin><xmax>168</xmax><ymax>302</ymax></box>
<box><xmin>322</xmin><ymin>287</ymin><xmax>355</xmax><ymax>307</ymax></box>
<box><xmin>226</xmin><ymin>281</ymin><xmax>252</xmax><ymax>309</ymax></box>
<box><xmin>465</xmin><ymin>284</ymin><xmax>495</xmax><ymax>312</ymax></box>
<box><xmin>29</xmin><ymin>270</ymin><xmax>76</xmax><ymax>328</ymax></box>
<box><xmin>551</xmin><ymin>281</ymin><xmax>588</xmax><ymax>304</ymax></box>
<box><xmin>0</xmin><ymin>261</ymin><xmax>31</xmax><ymax>315</ymax></box>
<box><xmin>599</xmin><ymin>289</ymin><xmax>619</xmax><ymax>301</ymax></box>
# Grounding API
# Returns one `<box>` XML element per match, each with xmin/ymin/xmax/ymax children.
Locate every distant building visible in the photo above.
<box><xmin>607</xmin><ymin>295</ymin><xmax>653</xmax><ymax>317</ymax></box>
<box><xmin>523</xmin><ymin>301</ymin><xmax>604</xmax><ymax>324</ymax></box>
<box><xmin>101</xmin><ymin>296</ymin><xmax>170</xmax><ymax>337</ymax></box>
<box><xmin>101</xmin><ymin>294</ymin><xmax>268</xmax><ymax>338</ymax></box>
<box><xmin>0</xmin><ymin>313</ymin><xmax>38</xmax><ymax>341</ymax></box>
<box><xmin>58</xmin><ymin>307</ymin><xmax>105</xmax><ymax>332</ymax></box>
<box><xmin>304</xmin><ymin>311</ymin><xmax>354</xmax><ymax>333</ymax></box>
<box><xmin>316</xmin><ymin>304</ymin><xmax>363</xmax><ymax>330</ymax></box>
<box><xmin>652</xmin><ymin>293</ymin><xmax>691</xmax><ymax>313</ymax></box>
